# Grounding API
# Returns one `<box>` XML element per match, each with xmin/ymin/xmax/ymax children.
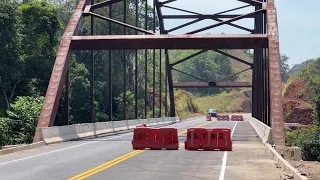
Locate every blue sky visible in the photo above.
<box><xmin>151</xmin><ymin>0</ymin><xmax>320</xmax><ymax>67</ymax></box>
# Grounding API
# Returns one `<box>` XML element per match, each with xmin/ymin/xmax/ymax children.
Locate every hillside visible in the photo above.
<box><xmin>288</xmin><ymin>59</ymin><xmax>315</xmax><ymax>76</ymax></box>
<box><xmin>194</xmin><ymin>89</ymin><xmax>252</xmax><ymax>114</ymax></box>
<box><xmin>282</xmin><ymin>78</ymin><xmax>314</xmax><ymax>125</ymax></box>
<box><xmin>226</xmin><ymin>49</ymin><xmax>253</xmax><ymax>82</ymax></box>
<box><xmin>174</xmin><ymin>90</ymin><xmax>200</xmax><ymax>119</ymax></box>
<box><xmin>192</xmin><ymin>49</ymin><xmax>253</xmax><ymax>114</ymax></box>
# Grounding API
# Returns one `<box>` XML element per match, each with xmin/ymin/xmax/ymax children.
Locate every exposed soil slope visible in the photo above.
<box><xmin>283</xmin><ymin>78</ymin><xmax>314</xmax><ymax>125</ymax></box>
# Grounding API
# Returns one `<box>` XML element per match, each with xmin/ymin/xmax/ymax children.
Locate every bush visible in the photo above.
<box><xmin>0</xmin><ymin>118</ymin><xmax>19</xmax><ymax>147</ymax></box>
<box><xmin>286</xmin><ymin>124</ymin><xmax>320</xmax><ymax>161</ymax></box>
<box><xmin>5</xmin><ymin>96</ymin><xmax>44</xmax><ymax>144</ymax></box>
<box><xmin>303</xmin><ymin>134</ymin><xmax>320</xmax><ymax>161</ymax></box>
<box><xmin>0</xmin><ymin>118</ymin><xmax>11</xmax><ymax>147</ymax></box>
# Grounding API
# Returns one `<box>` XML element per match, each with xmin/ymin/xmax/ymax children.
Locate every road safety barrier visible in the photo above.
<box><xmin>40</xmin><ymin>117</ymin><xmax>180</xmax><ymax>144</ymax></box>
<box><xmin>248</xmin><ymin>117</ymin><xmax>273</xmax><ymax>144</ymax></box>
<box><xmin>136</xmin><ymin>124</ymin><xmax>147</xmax><ymax>127</ymax></box>
<box><xmin>217</xmin><ymin>115</ymin><xmax>230</xmax><ymax>121</ymax></box>
<box><xmin>231</xmin><ymin>115</ymin><xmax>244</xmax><ymax>121</ymax></box>
<box><xmin>132</xmin><ymin>127</ymin><xmax>179</xmax><ymax>150</ymax></box>
<box><xmin>184</xmin><ymin>128</ymin><xmax>232</xmax><ymax>151</ymax></box>
<box><xmin>206</xmin><ymin>114</ymin><xmax>212</xmax><ymax>121</ymax></box>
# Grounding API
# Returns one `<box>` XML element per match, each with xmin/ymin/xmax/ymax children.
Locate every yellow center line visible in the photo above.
<box><xmin>67</xmin><ymin>120</ymin><xmax>215</xmax><ymax>180</ymax></box>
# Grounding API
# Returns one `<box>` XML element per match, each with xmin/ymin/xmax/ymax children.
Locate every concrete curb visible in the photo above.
<box><xmin>0</xmin><ymin>117</ymin><xmax>180</xmax><ymax>156</ymax></box>
<box><xmin>265</xmin><ymin>143</ymin><xmax>308</xmax><ymax>180</ymax></box>
<box><xmin>0</xmin><ymin>141</ymin><xmax>46</xmax><ymax>155</ymax></box>
<box><xmin>41</xmin><ymin>117</ymin><xmax>181</xmax><ymax>144</ymax></box>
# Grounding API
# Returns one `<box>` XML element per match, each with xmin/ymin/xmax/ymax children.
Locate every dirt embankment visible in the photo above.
<box><xmin>283</xmin><ymin>78</ymin><xmax>314</xmax><ymax>125</ymax></box>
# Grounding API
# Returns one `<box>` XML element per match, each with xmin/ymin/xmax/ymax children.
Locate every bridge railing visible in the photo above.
<box><xmin>40</xmin><ymin>117</ymin><xmax>180</xmax><ymax>144</ymax></box>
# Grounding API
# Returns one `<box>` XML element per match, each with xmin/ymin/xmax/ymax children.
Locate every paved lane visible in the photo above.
<box><xmin>0</xmin><ymin>117</ymin><xmax>206</xmax><ymax>180</ymax></box>
<box><xmin>0</xmin><ymin>115</ymin><xmax>287</xmax><ymax>180</ymax></box>
<box><xmin>76</xmin><ymin>117</ymin><xmax>287</xmax><ymax>180</ymax></box>
<box><xmin>87</xmin><ymin>121</ymin><xmax>236</xmax><ymax>180</ymax></box>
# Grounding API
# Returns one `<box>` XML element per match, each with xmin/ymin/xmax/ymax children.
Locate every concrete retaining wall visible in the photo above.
<box><xmin>248</xmin><ymin>117</ymin><xmax>273</xmax><ymax>144</ymax></box>
<box><xmin>40</xmin><ymin>117</ymin><xmax>180</xmax><ymax>144</ymax></box>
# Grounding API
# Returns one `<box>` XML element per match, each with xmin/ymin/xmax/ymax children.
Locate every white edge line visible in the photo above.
<box><xmin>0</xmin><ymin>116</ymin><xmax>205</xmax><ymax>166</ymax></box>
<box><xmin>219</xmin><ymin>121</ymin><xmax>237</xmax><ymax>180</ymax></box>
<box><xmin>0</xmin><ymin>133</ymin><xmax>129</xmax><ymax>166</ymax></box>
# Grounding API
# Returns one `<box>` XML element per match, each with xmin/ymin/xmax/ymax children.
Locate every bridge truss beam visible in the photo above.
<box><xmin>33</xmin><ymin>0</ymin><xmax>285</xmax><ymax>146</ymax></box>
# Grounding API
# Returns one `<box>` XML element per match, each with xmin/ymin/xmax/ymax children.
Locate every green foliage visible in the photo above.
<box><xmin>0</xmin><ymin>118</ymin><xmax>12</xmax><ymax>147</ymax></box>
<box><xmin>171</xmin><ymin>50</ymin><xmax>233</xmax><ymax>96</ymax></box>
<box><xmin>115</xmin><ymin>91</ymin><xmax>136</xmax><ymax>120</ymax></box>
<box><xmin>0</xmin><ymin>1</ymin><xmax>22</xmax><ymax>110</ymax></box>
<box><xmin>19</xmin><ymin>1</ymin><xmax>60</xmax><ymax>94</ymax></box>
<box><xmin>9</xmin><ymin>96</ymin><xmax>44</xmax><ymax>143</ymax></box>
<box><xmin>301</xmin><ymin>58</ymin><xmax>320</xmax><ymax>122</ymax></box>
<box><xmin>301</xmin><ymin>58</ymin><xmax>320</xmax><ymax>92</ymax></box>
<box><xmin>69</xmin><ymin>59</ymin><xmax>90</xmax><ymax>124</ymax></box>
<box><xmin>286</xmin><ymin>124</ymin><xmax>320</xmax><ymax>161</ymax></box>
<box><xmin>0</xmin><ymin>96</ymin><xmax>43</xmax><ymax>147</ymax></box>
<box><xmin>194</xmin><ymin>89</ymin><xmax>248</xmax><ymax>114</ymax></box>
<box><xmin>280</xmin><ymin>54</ymin><xmax>290</xmax><ymax>82</ymax></box>
<box><xmin>174</xmin><ymin>89</ymin><xmax>199</xmax><ymax>119</ymax></box>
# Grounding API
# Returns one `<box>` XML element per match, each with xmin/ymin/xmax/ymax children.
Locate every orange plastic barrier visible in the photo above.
<box><xmin>217</xmin><ymin>115</ymin><xmax>230</xmax><ymax>121</ymax></box>
<box><xmin>136</xmin><ymin>123</ymin><xmax>147</xmax><ymax>127</ymax></box>
<box><xmin>184</xmin><ymin>128</ymin><xmax>232</xmax><ymax>151</ymax></box>
<box><xmin>132</xmin><ymin>127</ymin><xmax>179</xmax><ymax>150</ymax></box>
<box><xmin>231</xmin><ymin>115</ymin><xmax>244</xmax><ymax>121</ymax></box>
<box><xmin>206</xmin><ymin>114</ymin><xmax>212</xmax><ymax>121</ymax></box>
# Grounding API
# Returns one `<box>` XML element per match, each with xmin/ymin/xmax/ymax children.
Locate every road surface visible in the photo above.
<box><xmin>0</xmin><ymin>115</ymin><xmax>286</xmax><ymax>180</ymax></box>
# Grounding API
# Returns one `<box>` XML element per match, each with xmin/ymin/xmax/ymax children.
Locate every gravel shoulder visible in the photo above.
<box><xmin>276</xmin><ymin>146</ymin><xmax>320</xmax><ymax>180</ymax></box>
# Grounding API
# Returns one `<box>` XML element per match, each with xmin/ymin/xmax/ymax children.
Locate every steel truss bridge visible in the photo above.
<box><xmin>33</xmin><ymin>0</ymin><xmax>285</xmax><ymax>146</ymax></box>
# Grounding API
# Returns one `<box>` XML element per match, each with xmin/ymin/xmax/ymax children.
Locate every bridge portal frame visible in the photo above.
<box><xmin>33</xmin><ymin>0</ymin><xmax>285</xmax><ymax>146</ymax></box>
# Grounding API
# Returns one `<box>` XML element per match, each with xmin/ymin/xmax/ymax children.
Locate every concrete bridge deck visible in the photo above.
<box><xmin>0</xmin><ymin>115</ymin><xmax>286</xmax><ymax>180</ymax></box>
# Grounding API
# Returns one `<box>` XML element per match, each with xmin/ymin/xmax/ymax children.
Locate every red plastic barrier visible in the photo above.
<box><xmin>217</xmin><ymin>115</ymin><xmax>229</xmax><ymax>121</ymax></box>
<box><xmin>184</xmin><ymin>128</ymin><xmax>232</xmax><ymax>151</ymax></box>
<box><xmin>132</xmin><ymin>127</ymin><xmax>179</xmax><ymax>150</ymax></box>
<box><xmin>206</xmin><ymin>114</ymin><xmax>212</xmax><ymax>121</ymax></box>
<box><xmin>136</xmin><ymin>123</ymin><xmax>147</xmax><ymax>127</ymax></box>
<box><xmin>231</xmin><ymin>115</ymin><xmax>244</xmax><ymax>121</ymax></box>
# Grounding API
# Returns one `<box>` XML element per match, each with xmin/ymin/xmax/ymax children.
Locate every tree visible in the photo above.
<box><xmin>19</xmin><ymin>1</ymin><xmax>60</xmax><ymax>95</ymax></box>
<box><xmin>0</xmin><ymin>1</ymin><xmax>22</xmax><ymax>111</ymax></box>
<box><xmin>280</xmin><ymin>54</ymin><xmax>290</xmax><ymax>82</ymax></box>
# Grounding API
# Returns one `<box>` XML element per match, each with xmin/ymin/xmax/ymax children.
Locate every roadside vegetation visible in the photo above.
<box><xmin>194</xmin><ymin>89</ymin><xmax>251</xmax><ymax>114</ymax></box>
<box><xmin>284</xmin><ymin>58</ymin><xmax>320</xmax><ymax>162</ymax></box>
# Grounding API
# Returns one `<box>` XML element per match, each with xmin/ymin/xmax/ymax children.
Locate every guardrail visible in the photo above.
<box><xmin>40</xmin><ymin>117</ymin><xmax>180</xmax><ymax>144</ymax></box>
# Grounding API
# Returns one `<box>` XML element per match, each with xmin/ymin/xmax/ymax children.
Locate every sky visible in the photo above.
<box><xmin>149</xmin><ymin>0</ymin><xmax>320</xmax><ymax>67</ymax></box>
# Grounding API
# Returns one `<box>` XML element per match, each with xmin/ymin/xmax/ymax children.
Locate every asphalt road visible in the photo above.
<box><xmin>0</xmin><ymin>115</ymin><xmax>286</xmax><ymax>180</ymax></box>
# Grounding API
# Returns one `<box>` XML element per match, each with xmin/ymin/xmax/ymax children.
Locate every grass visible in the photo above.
<box><xmin>193</xmin><ymin>90</ymin><xmax>248</xmax><ymax>114</ymax></box>
<box><xmin>282</xmin><ymin>76</ymin><xmax>300</xmax><ymax>96</ymax></box>
<box><xmin>174</xmin><ymin>89</ymin><xmax>199</xmax><ymax>119</ymax></box>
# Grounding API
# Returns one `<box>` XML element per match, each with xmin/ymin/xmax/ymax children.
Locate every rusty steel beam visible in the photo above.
<box><xmin>173</xmin><ymin>82</ymin><xmax>252</xmax><ymax>88</ymax></box>
<box><xmin>33</xmin><ymin>0</ymin><xmax>91</xmax><ymax>143</ymax></box>
<box><xmin>160</xmin><ymin>0</ymin><xmax>177</xmax><ymax>5</ymax></box>
<box><xmin>86</xmin><ymin>12</ymin><xmax>155</xmax><ymax>35</ymax></box>
<box><xmin>71</xmin><ymin>34</ymin><xmax>268</xmax><ymax>50</ymax></box>
<box><xmin>237</xmin><ymin>0</ymin><xmax>263</xmax><ymax>6</ymax></box>
<box><xmin>91</xmin><ymin>0</ymin><xmax>123</xmax><ymax>10</ymax></box>
<box><xmin>162</xmin><ymin>14</ymin><xmax>254</xmax><ymax>19</ymax></box>
<box><xmin>155</xmin><ymin>0</ymin><xmax>175</xmax><ymax>117</ymax></box>
<box><xmin>267</xmin><ymin>1</ymin><xmax>285</xmax><ymax>146</ymax></box>
<box><xmin>171</xmin><ymin>50</ymin><xmax>208</xmax><ymax>66</ymax></box>
<box><xmin>186</xmin><ymin>9</ymin><xmax>265</xmax><ymax>34</ymax></box>
<box><xmin>163</xmin><ymin>5</ymin><xmax>253</xmax><ymax>33</ymax></box>
<box><xmin>214</xmin><ymin>49</ymin><xmax>253</xmax><ymax>67</ymax></box>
